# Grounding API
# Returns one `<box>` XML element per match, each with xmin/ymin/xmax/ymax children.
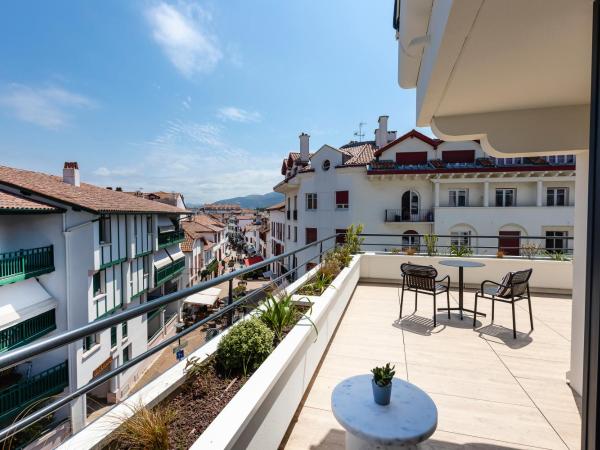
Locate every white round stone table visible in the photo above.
<box><xmin>331</xmin><ymin>375</ymin><xmax>437</xmax><ymax>449</ymax></box>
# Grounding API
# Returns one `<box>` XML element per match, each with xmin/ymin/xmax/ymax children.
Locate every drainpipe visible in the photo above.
<box><xmin>63</xmin><ymin>216</ymin><xmax>96</xmax><ymax>433</ymax></box>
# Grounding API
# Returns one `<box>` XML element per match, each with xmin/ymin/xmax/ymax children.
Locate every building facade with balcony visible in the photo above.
<box><xmin>266</xmin><ymin>202</ymin><xmax>286</xmax><ymax>277</ymax></box>
<box><xmin>274</xmin><ymin>117</ymin><xmax>576</xmax><ymax>274</ymax></box>
<box><xmin>0</xmin><ymin>163</ymin><xmax>188</xmax><ymax>432</ymax></box>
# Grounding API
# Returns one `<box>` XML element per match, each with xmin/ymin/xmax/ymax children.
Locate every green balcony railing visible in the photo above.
<box><xmin>154</xmin><ymin>258</ymin><xmax>185</xmax><ymax>287</ymax></box>
<box><xmin>0</xmin><ymin>310</ymin><xmax>56</xmax><ymax>353</ymax></box>
<box><xmin>157</xmin><ymin>230</ymin><xmax>185</xmax><ymax>249</ymax></box>
<box><xmin>0</xmin><ymin>245</ymin><xmax>55</xmax><ymax>286</ymax></box>
<box><xmin>0</xmin><ymin>361</ymin><xmax>68</xmax><ymax>423</ymax></box>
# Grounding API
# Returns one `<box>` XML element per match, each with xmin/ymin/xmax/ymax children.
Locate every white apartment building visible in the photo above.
<box><xmin>0</xmin><ymin>163</ymin><xmax>188</xmax><ymax>432</ymax></box>
<box><xmin>274</xmin><ymin>117</ymin><xmax>576</xmax><ymax>275</ymax></box>
<box><xmin>265</xmin><ymin>202</ymin><xmax>286</xmax><ymax>277</ymax></box>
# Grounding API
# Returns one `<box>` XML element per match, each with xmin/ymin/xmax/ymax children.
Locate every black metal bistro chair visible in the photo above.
<box><xmin>400</xmin><ymin>263</ymin><xmax>451</xmax><ymax>327</ymax></box>
<box><xmin>473</xmin><ymin>269</ymin><xmax>534</xmax><ymax>339</ymax></box>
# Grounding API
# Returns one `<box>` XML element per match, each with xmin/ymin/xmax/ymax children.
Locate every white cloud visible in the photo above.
<box><xmin>145</xmin><ymin>1</ymin><xmax>222</xmax><ymax>77</ymax></box>
<box><xmin>182</xmin><ymin>95</ymin><xmax>192</xmax><ymax>109</ymax></box>
<box><xmin>0</xmin><ymin>83</ymin><xmax>94</xmax><ymax>129</ymax></box>
<box><xmin>217</xmin><ymin>106</ymin><xmax>262</xmax><ymax>123</ymax></box>
<box><xmin>90</xmin><ymin>120</ymin><xmax>280</xmax><ymax>204</ymax></box>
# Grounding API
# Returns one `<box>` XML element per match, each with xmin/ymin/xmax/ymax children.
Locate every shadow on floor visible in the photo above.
<box><xmin>303</xmin><ymin>429</ymin><xmax>529</xmax><ymax>450</ymax></box>
<box><xmin>394</xmin><ymin>313</ymin><xmax>483</xmax><ymax>336</ymax></box>
<box><xmin>475</xmin><ymin>323</ymin><xmax>533</xmax><ymax>348</ymax></box>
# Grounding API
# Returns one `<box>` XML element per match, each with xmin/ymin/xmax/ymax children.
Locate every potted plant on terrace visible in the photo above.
<box><xmin>371</xmin><ymin>363</ymin><xmax>395</xmax><ymax>406</ymax></box>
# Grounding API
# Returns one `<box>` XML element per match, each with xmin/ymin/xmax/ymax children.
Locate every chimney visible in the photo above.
<box><xmin>115</xmin><ymin>187</ymin><xmax>122</xmax><ymax>192</ymax></box>
<box><xmin>299</xmin><ymin>132</ymin><xmax>310</xmax><ymax>162</ymax></box>
<box><xmin>376</xmin><ymin>116</ymin><xmax>389</xmax><ymax>148</ymax></box>
<box><xmin>387</xmin><ymin>130</ymin><xmax>397</xmax><ymax>143</ymax></box>
<box><xmin>63</xmin><ymin>162</ymin><xmax>80</xmax><ymax>187</ymax></box>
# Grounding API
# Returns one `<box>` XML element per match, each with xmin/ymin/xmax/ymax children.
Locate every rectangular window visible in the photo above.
<box><xmin>287</xmin><ymin>225</ymin><xmax>291</xmax><ymax>240</ymax></box>
<box><xmin>336</xmin><ymin>229</ymin><xmax>347</xmax><ymax>245</ymax></box>
<box><xmin>546</xmin><ymin>231</ymin><xmax>568</xmax><ymax>253</ymax></box>
<box><xmin>335</xmin><ymin>191</ymin><xmax>349</xmax><ymax>209</ymax></box>
<box><xmin>122</xmin><ymin>321</ymin><xmax>128</xmax><ymax>339</ymax></box>
<box><xmin>442</xmin><ymin>150</ymin><xmax>475</xmax><ymax>163</ymax></box>
<box><xmin>123</xmin><ymin>345</ymin><xmax>131</xmax><ymax>364</ymax></box>
<box><xmin>99</xmin><ymin>215</ymin><xmax>111</xmax><ymax>244</ymax></box>
<box><xmin>547</xmin><ymin>187</ymin><xmax>568</xmax><ymax>206</ymax></box>
<box><xmin>495</xmin><ymin>188</ymin><xmax>515</xmax><ymax>207</ymax></box>
<box><xmin>306</xmin><ymin>193</ymin><xmax>318</xmax><ymax>210</ymax></box>
<box><xmin>395</xmin><ymin>152</ymin><xmax>427</xmax><ymax>165</ymax></box>
<box><xmin>305</xmin><ymin>227</ymin><xmax>317</xmax><ymax>244</ymax></box>
<box><xmin>110</xmin><ymin>326</ymin><xmax>117</xmax><ymax>348</ymax></box>
<box><xmin>293</xmin><ymin>195</ymin><xmax>297</xmax><ymax>209</ymax></box>
<box><xmin>146</xmin><ymin>215</ymin><xmax>152</xmax><ymax>233</ymax></box>
<box><xmin>294</xmin><ymin>226</ymin><xmax>297</xmax><ymax>242</ymax></box>
<box><xmin>448</xmin><ymin>189</ymin><xmax>468</xmax><ymax>207</ymax></box>
<box><xmin>93</xmin><ymin>271</ymin><xmax>105</xmax><ymax>297</ymax></box>
<box><xmin>83</xmin><ymin>334</ymin><xmax>98</xmax><ymax>352</ymax></box>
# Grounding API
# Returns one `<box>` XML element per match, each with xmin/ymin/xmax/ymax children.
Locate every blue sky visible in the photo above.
<box><xmin>0</xmin><ymin>0</ymin><xmax>425</xmax><ymax>204</ymax></box>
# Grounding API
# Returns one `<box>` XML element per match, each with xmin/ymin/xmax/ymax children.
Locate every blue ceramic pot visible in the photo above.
<box><xmin>372</xmin><ymin>378</ymin><xmax>392</xmax><ymax>405</ymax></box>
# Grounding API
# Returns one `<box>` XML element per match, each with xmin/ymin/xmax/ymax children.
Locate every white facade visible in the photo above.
<box><xmin>266</xmin><ymin>205</ymin><xmax>286</xmax><ymax>277</ymax></box>
<box><xmin>275</xmin><ymin>124</ymin><xmax>576</xmax><ymax>276</ymax></box>
<box><xmin>0</xmin><ymin>166</ymin><xmax>187</xmax><ymax>433</ymax></box>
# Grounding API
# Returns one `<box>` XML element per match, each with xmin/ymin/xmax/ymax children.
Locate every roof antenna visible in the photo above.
<box><xmin>354</xmin><ymin>122</ymin><xmax>366</xmax><ymax>142</ymax></box>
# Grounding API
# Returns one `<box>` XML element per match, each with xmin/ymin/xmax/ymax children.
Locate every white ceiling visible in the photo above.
<box><xmin>436</xmin><ymin>0</ymin><xmax>592</xmax><ymax>117</ymax></box>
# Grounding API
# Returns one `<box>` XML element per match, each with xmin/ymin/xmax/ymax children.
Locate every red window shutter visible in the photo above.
<box><xmin>395</xmin><ymin>152</ymin><xmax>427</xmax><ymax>164</ymax></box>
<box><xmin>306</xmin><ymin>228</ymin><xmax>317</xmax><ymax>244</ymax></box>
<box><xmin>336</xmin><ymin>229</ymin><xmax>347</xmax><ymax>244</ymax></box>
<box><xmin>336</xmin><ymin>191</ymin><xmax>349</xmax><ymax>204</ymax></box>
<box><xmin>442</xmin><ymin>150</ymin><xmax>475</xmax><ymax>163</ymax></box>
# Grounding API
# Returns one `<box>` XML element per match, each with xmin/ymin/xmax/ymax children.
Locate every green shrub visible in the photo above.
<box><xmin>259</xmin><ymin>293</ymin><xmax>317</xmax><ymax>343</ymax></box>
<box><xmin>216</xmin><ymin>317</ymin><xmax>274</xmax><ymax>376</ymax></box>
<box><xmin>345</xmin><ymin>224</ymin><xmax>364</xmax><ymax>255</ymax></box>
<box><xmin>424</xmin><ymin>234</ymin><xmax>438</xmax><ymax>256</ymax></box>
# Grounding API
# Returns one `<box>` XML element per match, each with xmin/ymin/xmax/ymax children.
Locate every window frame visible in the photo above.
<box><xmin>335</xmin><ymin>190</ymin><xmax>349</xmax><ymax>209</ymax></box>
<box><xmin>99</xmin><ymin>215</ymin><xmax>111</xmax><ymax>244</ymax></box>
<box><xmin>448</xmin><ymin>188</ymin><xmax>468</xmax><ymax>207</ymax></box>
<box><xmin>547</xmin><ymin>187</ymin><xmax>568</xmax><ymax>206</ymax></box>
<box><xmin>495</xmin><ymin>188</ymin><xmax>516</xmax><ymax>207</ymax></box>
<box><xmin>306</xmin><ymin>193</ymin><xmax>318</xmax><ymax>210</ymax></box>
<box><xmin>305</xmin><ymin>227</ymin><xmax>317</xmax><ymax>244</ymax></box>
<box><xmin>545</xmin><ymin>230</ymin><xmax>568</xmax><ymax>253</ymax></box>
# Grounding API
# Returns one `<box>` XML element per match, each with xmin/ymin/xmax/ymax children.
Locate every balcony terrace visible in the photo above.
<box><xmin>0</xmin><ymin>245</ymin><xmax>54</xmax><ymax>286</ymax></box>
<box><xmin>154</xmin><ymin>257</ymin><xmax>185</xmax><ymax>287</ymax></box>
<box><xmin>284</xmin><ymin>283</ymin><xmax>579</xmax><ymax>449</ymax></box>
<box><xmin>158</xmin><ymin>229</ymin><xmax>185</xmax><ymax>249</ymax></box>
<box><xmin>385</xmin><ymin>209</ymin><xmax>434</xmax><ymax>223</ymax></box>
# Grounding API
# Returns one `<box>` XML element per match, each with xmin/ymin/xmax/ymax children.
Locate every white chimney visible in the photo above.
<box><xmin>376</xmin><ymin>115</ymin><xmax>389</xmax><ymax>148</ymax></box>
<box><xmin>63</xmin><ymin>162</ymin><xmax>80</xmax><ymax>187</ymax></box>
<box><xmin>387</xmin><ymin>130</ymin><xmax>397</xmax><ymax>143</ymax></box>
<box><xmin>299</xmin><ymin>132</ymin><xmax>310</xmax><ymax>162</ymax></box>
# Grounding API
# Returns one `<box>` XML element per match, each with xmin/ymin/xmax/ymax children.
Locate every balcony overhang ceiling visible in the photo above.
<box><xmin>398</xmin><ymin>0</ymin><xmax>592</xmax><ymax>156</ymax></box>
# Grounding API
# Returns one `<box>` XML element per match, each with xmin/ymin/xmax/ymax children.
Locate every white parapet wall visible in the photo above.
<box><xmin>359</xmin><ymin>253</ymin><xmax>572</xmax><ymax>294</ymax></box>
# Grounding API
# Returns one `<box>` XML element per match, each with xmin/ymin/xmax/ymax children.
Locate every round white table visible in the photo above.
<box><xmin>331</xmin><ymin>375</ymin><xmax>437</xmax><ymax>449</ymax></box>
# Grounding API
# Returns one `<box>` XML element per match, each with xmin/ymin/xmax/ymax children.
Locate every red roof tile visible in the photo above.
<box><xmin>0</xmin><ymin>189</ymin><xmax>63</xmax><ymax>213</ymax></box>
<box><xmin>0</xmin><ymin>166</ymin><xmax>189</xmax><ymax>214</ymax></box>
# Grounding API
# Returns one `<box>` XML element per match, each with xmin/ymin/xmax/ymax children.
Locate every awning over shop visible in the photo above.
<box><xmin>153</xmin><ymin>249</ymin><xmax>172</xmax><ymax>270</ymax></box>
<box><xmin>184</xmin><ymin>287</ymin><xmax>221</xmax><ymax>306</ymax></box>
<box><xmin>244</xmin><ymin>255</ymin><xmax>264</xmax><ymax>266</ymax></box>
<box><xmin>0</xmin><ymin>278</ymin><xmax>57</xmax><ymax>331</ymax></box>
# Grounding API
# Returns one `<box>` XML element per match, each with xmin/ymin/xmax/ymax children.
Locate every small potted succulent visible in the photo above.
<box><xmin>371</xmin><ymin>363</ymin><xmax>395</xmax><ymax>405</ymax></box>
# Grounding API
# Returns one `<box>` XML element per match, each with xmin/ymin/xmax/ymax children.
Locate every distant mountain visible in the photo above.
<box><xmin>213</xmin><ymin>192</ymin><xmax>284</xmax><ymax>209</ymax></box>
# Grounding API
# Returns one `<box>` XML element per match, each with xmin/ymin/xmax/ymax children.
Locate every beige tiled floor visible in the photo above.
<box><xmin>283</xmin><ymin>283</ymin><xmax>581</xmax><ymax>450</ymax></box>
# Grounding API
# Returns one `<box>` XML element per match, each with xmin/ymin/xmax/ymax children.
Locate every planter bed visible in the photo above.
<box><xmin>59</xmin><ymin>255</ymin><xmax>361</xmax><ymax>450</ymax></box>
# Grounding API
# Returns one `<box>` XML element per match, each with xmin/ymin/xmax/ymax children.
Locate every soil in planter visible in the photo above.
<box><xmin>107</xmin><ymin>305</ymin><xmax>312</xmax><ymax>450</ymax></box>
<box><xmin>167</xmin><ymin>363</ymin><xmax>246</xmax><ymax>449</ymax></box>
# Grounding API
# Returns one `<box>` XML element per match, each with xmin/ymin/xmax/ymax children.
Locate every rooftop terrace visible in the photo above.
<box><xmin>284</xmin><ymin>284</ymin><xmax>579</xmax><ymax>450</ymax></box>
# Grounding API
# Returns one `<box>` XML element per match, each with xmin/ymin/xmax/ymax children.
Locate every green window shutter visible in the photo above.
<box><xmin>110</xmin><ymin>326</ymin><xmax>117</xmax><ymax>348</ymax></box>
<box><xmin>122</xmin><ymin>321</ymin><xmax>128</xmax><ymax>338</ymax></box>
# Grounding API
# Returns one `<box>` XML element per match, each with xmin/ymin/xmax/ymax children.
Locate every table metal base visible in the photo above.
<box><xmin>437</xmin><ymin>306</ymin><xmax>486</xmax><ymax>319</ymax></box>
<box><xmin>346</xmin><ymin>432</ymin><xmax>418</xmax><ymax>450</ymax></box>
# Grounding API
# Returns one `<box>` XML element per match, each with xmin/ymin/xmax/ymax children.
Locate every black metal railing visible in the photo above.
<box><xmin>384</xmin><ymin>209</ymin><xmax>434</xmax><ymax>222</ymax></box>
<box><xmin>358</xmin><ymin>233</ymin><xmax>574</xmax><ymax>258</ymax></box>
<box><xmin>0</xmin><ymin>233</ymin><xmax>340</xmax><ymax>443</ymax></box>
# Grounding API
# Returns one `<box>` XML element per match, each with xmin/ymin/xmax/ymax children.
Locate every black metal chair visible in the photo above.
<box><xmin>400</xmin><ymin>263</ymin><xmax>450</xmax><ymax>327</ymax></box>
<box><xmin>473</xmin><ymin>269</ymin><xmax>534</xmax><ymax>338</ymax></box>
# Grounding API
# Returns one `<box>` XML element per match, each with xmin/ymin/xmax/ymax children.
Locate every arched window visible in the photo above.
<box><xmin>401</xmin><ymin>190</ymin><xmax>419</xmax><ymax>220</ymax></box>
<box><xmin>402</xmin><ymin>230</ymin><xmax>420</xmax><ymax>249</ymax></box>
